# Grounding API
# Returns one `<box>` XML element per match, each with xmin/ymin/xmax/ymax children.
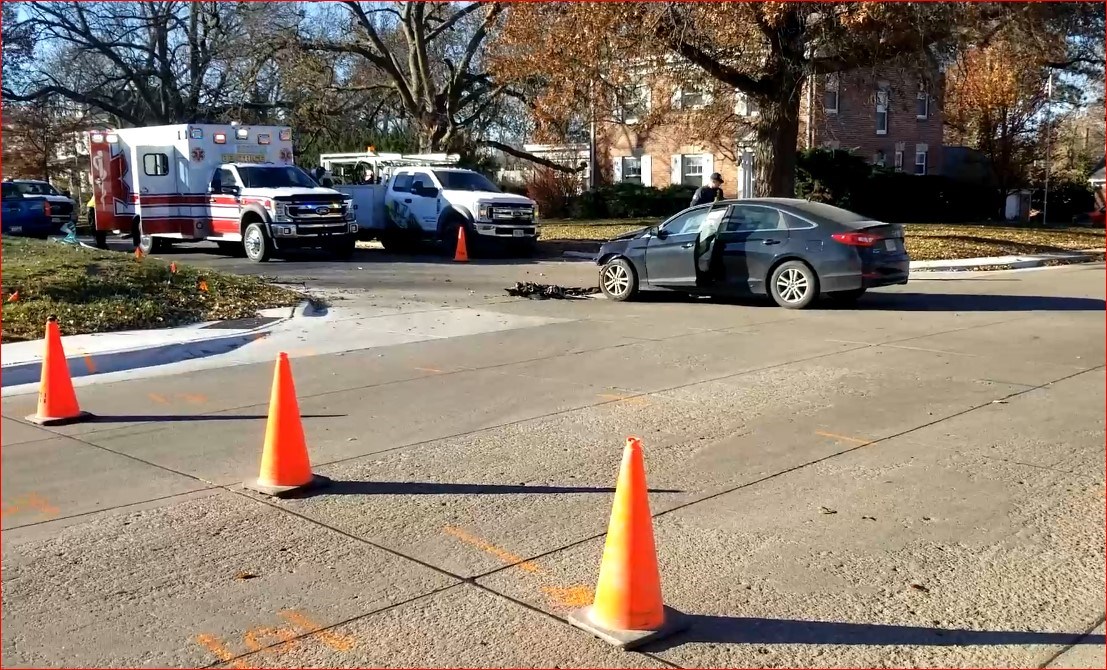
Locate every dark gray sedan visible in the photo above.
<box><xmin>595</xmin><ymin>198</ymin><xmax>910</xmax><ymax>309</ymax></box>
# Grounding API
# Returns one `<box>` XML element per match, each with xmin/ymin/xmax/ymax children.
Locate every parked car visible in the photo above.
<box><xmin>4</xmin><ymin>179</ymin><xmax>76</xmax><ymax>232</ymax></box>
<box><xmin>1</xmin><ymin>182</ymin><xmax>56</xmax><ymax>238</ymax></box>
<box><xmin>595</xmin><ymin>198</ymin><xmax>910</xmax><ymax>309</ymax></box>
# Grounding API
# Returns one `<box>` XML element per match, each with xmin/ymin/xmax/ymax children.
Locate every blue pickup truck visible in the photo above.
<box><xmin>1</xmin><ymin>182</ymin><xmax>56</xmax><ymax>238</ymax></box>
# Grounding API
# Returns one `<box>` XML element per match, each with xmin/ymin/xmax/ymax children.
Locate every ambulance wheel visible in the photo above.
<box><xmin>243</xmin><ymin>222</ymin><xmax>272</xmax><ymax>263</ymax></box>
<box><xmin>135</xmin><ymin>221</ymin><xmax>166</xmax><ymax>255</ymax></box>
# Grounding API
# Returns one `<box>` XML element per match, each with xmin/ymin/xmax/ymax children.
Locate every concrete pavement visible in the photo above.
<box><xmin>2</xmin><ymin>258</ymin><xmax>1104</xmax><ymax>668</ymax></box>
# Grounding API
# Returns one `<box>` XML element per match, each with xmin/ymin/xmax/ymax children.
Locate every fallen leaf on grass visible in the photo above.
<box><xmin>234</xmin><ymin>571</ymin><xmax>258</xmax><ymax>581</ymax></box>
<box><xmin>910</xmin><ymin>583</ymin><xmax>929</xmax><ymax>593</ymax></box>
<box><xmin>819</xmin><ymin>506</ymin><xmax>838</xmax><ymax>515</ymax></box>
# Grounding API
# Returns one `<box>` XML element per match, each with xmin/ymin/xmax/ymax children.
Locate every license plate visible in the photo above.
<box><xmin>512</xmin><ymin>229</ymin><xmax>525</xmax><ymax>237</ymax></box>
<box><xmin>884</xmin><ymin>239</ymin><xmax>897</xmax><ymax>251</ymax></box>
<box><xmin>10</xmin><ymin>226</ymin><xmax>22</xmax><ymax>233</ymax></box>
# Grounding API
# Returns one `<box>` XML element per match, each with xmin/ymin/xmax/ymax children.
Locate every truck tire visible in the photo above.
<box><xmin>243</xmin><ymin>221</ymin><xmax>272</xmax><ymax>263</ymax></box>
<box><xmin>438</xmin><ymin>215</ymin><xmax>468</xmax><ymax>256</ymax></box>
<box><xmin>216</xmin><ymin>241</ymin><xmax>244</xmax><ymax>257</ymax></box>
<box><xmin>331</xmin><ymin>237</ymin><xmax>356</xmax><ymax>260</ymax></box>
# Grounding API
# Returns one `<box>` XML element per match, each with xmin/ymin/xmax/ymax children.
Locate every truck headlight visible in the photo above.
<box><xmin>274</xmin><ymin>203</ymin><xmax>291</xmax><ymax>222</ymax></box>
<box><xmin>477</xmin><ymin>205</ymin><xmax>492</xmax><ymax>221</ymax></box>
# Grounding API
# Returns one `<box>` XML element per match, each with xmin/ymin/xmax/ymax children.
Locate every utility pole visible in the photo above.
<box><xmin>588</xmin><ymin>79</ymin><xmax>597</xmax><ymax>190</ymax></box>
<box><xmin>1043</xmin><ymin>70</ymin><xmax>1053</xmax><ymax>226</ymax></box>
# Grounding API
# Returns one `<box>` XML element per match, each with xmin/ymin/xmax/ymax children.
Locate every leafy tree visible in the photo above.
<box><xmin>492</xmin><ymin>1</ymin><xmax>1105</xmax><ymax>197</ymax></box>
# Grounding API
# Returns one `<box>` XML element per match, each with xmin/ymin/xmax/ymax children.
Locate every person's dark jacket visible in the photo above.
<box><xmin>690</xmin><ymin>185</ymin><xmax>722</xmax><ymax>208</ymax></box>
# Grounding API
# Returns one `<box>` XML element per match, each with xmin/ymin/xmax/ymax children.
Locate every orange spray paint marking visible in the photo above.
<box><xmin>815</xmin><ymin>431</ymin><xmax>871</xmax><ymax>445</ymax></box>
<box><xmin>181</xmin><ymin>393</ymin><xmax>208</xmax><ymax>405</ymax></box>
<box><xmin>194</xmin><ymin>634</ymin><xmax>248</xmax><ymax>668</ymax></box>
<box><xmin>7</xmin><ymin>291</ymin><xmax>19</xmax><ymax>303</ymax></box>
<box><xmin>243</xmin><ymin>626</ymin><xmax>299</xmax><ymax>654</ymax></box>
<box><xmin>170</xmin><ymin>262</ymin><xmax>178</xmax><ymax>274</ymax></box>
<box><xmin>279</xmin><ymin>611</ymin><xmax>356</xmax><ymax>652</ymax></box>
<box><xmin>444</xmin><ymin>526</ymin><xmax>540</xmax><ymax>572</ymax></box>
<box><xmin>443</xmin><ymin>526</ymin><xmax>591</xmax><ymax>610</ymax></box>
<box><xmin>83</xmin><ymin>355</ymin><xmax>97</xmax><ymax>374</ymax></box>
<box><xmin>1</xmin><ymin>493</ymin><xmax>60</xmax><ymax>519</ymax></box>
<box><xmin>198</xmin><ymin>279</ymin><xmax>209</xmax><ymax>292</ymax></box>
<box><xmin>148</xmin><ymin>392</ymin><xmax>169</xmax><ymax>405</ymax></box>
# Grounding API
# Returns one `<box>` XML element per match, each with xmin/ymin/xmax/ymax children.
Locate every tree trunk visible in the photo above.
<box><xmin>754</xmin><ymin>84</ymin><xmax>802</xmax><ymax>197</ymax></box>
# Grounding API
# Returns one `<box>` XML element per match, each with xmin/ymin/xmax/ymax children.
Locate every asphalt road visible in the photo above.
<box><xmin>2</xmin><ymin>249</ymin><xmax>1105</xmax><ymax>668</ymax></box>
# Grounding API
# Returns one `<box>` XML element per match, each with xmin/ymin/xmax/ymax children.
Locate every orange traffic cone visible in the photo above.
<box><xmin>243</xmin><ymin>353</ymin><xmax>327</xmax><ymax>497</ymax></box>
<box><xmin>568</xmin><ymin>436</ymin><xmax>686</xmax><ymax>649</ymax></box>
<box><xmin>453</xmin><ymin>226</ymin><xmax>469</xmax><ymax>262</ymax></box>
<box><xmin>25</xmin><ymin>317</ymin><xmax>93</xmax><ymax>426</ymax></box>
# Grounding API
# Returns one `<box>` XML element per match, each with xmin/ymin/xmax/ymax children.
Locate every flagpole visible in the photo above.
<box><xmin>1043</xmin><ymin>70</ymin><xmax>1053</xmax><ymax>226</ymax></box>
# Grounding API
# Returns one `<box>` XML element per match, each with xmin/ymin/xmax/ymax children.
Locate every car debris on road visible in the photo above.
<box><xmin>505</xmin><ymin>282</ymin><xmax>600</xmax><ymax>300</ymax></box>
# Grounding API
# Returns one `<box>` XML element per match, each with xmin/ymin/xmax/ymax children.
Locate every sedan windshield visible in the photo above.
<box><xmin>11</xmin><ymin>182</ymin><xmax>59</xmax><ymax>196</ymax></box>
<box><xmin>237</xmin><ymin>166</ymin><xmax>319</xmax><ymax>189</ymax></box>
<box><xmin>433</xmin><ymin>171</ymin><xmax>501</xmax><ymax>193</ymax></box>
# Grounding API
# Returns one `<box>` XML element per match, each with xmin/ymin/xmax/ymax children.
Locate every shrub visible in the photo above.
<box><xmin>525</xmin><ymin>167</ymin><xmax>583</xmax><ymax>218</ymax></box>
<box><xmin>567</xmin><ymin>182</ymin><xmax>697</xmax><ymax>219</ymax></box>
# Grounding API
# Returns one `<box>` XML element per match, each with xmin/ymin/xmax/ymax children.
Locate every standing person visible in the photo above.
<box><xmin>690</xmin><ymin>172</ymin><xmax>724</xmax><ymax>207</ymax></box>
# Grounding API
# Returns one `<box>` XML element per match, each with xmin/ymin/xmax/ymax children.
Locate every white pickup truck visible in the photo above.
<box><xmin>323</xmin><ymin>154</ymin><xmax>539</xmax><ymax>253</ymax></box>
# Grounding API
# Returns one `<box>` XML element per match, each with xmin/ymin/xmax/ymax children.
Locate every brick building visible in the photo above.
<box><xmin>603</xmin><ymin>66</ymin><xmax>945</xmax><ymax>198</ymax></box>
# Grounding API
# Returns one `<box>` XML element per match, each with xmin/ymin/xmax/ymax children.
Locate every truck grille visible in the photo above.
<box><xmin>491</xmin><ymin>205</ymin><xmax>533</xmax><ymax>222</ymax></box>
<box><xmin>288</xmin><ymin>203</ymin><xmax>347</xmax><ymax>221</ymax></box>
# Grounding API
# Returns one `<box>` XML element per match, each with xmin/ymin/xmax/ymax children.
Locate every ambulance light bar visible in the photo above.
<box><xmin>214</xmin><ymin>133</ymin><xmax>227</xmax><ymax>144</ymax></box>
<box><xmin>235</xmin><ymin>128</ymin><xmax>248</xmax><ymax>140</ymax></box>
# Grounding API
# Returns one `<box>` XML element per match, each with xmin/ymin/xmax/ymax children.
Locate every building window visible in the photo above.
<box><xmin>916</xmin><ymin>83</ymin><xmax>929</xmax><ymax>120</ymax></box>
<box><xmin>824</xmin><ymin>73</ymin><xmax>839</xmax><ymax>114</ymax></box>
<box><xmin>735</xmin><ymin>91</ymin><xmax>759</xmax><ymax>117</ymax></box>
<box><xmin>915</xmin><ymin>144</ymin><xmax>928</xmax><ymax>175</ymax></box>
<box><xmin>682</xmin><ymin>154</ymin><xmax>704</xmax><ymax>187</ymax></box>
<box><xmin>617</xmin><ymin>84</ymin><xmax>650</xmax><ymax>124</ymax></box>
<box><xmin>674</xmin><ymin>86</ymin><xmax>709</xmax><ymax>110</ymax></box>
<box><xmin>143</xmin><ymin>153</ymin><xmax>169</xmax><ymax>177</ymax></box>
<box><xmin>620</xmin><ymin>156</ymin><xmax>642</xmax><ymax>184</ymax></box>
<box><xmin>874</xmin><ymin>150</ymin><xmax>887</xmax><ymax>167</ymax></box>
<box><xmin>894</xmin><ymin>151</ymin><xmax>904</xmax><ymax>172</ymax></box>
<box><xmin>875</xmin><ymin>88</ymin><xmax>889</xmax><ymax>135</ymax></box>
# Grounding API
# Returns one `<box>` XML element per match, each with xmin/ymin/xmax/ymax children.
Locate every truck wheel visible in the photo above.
<box><xmin>243</xmin><ymin>222</ymin><xmax>272</xmax><ymax>263</ymax></box>
<box><xmin>331</xmin><ymin>237</ymin><xmax>356</xmax><ymax>260</ymax></box>
<box><xmin>215</xmin><ymin>241</ymin><xmax>244</xmax><ymax>257</ymax></box>
<box><xmin>438</xmin><ymin>217</ymin><xmax>468</xmax><ymax>256</ymax></box>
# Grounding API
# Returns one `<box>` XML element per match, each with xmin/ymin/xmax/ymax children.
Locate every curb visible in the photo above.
<box><xmin>562</xmin><ymin>250</ymin><xmax>598</xmax><ymax>260</ymax></box>
<box><xmin>0</xmin><ymin>300</ymin><xmax>319</xmax><ymax>389</ymax></box>
<box><xmin>911</xmin><ymin>249</ymin><xmax>1105</xmax><ymax>272</ymax></box>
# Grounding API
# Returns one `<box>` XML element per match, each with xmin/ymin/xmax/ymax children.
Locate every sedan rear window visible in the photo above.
<box><xmin>785</xmin><ymin>201</ymin><xmax>878</xmax><ymax>229</ymax></box>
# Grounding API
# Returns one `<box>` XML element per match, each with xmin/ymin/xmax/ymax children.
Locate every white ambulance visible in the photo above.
<box><xmin>86</xmin><ymin>123</ymin><xmax>358</xmax><ymax>262</ymax></box>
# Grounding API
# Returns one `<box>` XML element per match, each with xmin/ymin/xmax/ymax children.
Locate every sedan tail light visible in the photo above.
<box><xmin>43</xmin><ymin>200</ymin><xmax>52</xmax><ymax>217</ymax></box>
<box><xmin>831</xmin><ymin>231</ymin><xmax>880</xmax><ymax>247</ymax></box>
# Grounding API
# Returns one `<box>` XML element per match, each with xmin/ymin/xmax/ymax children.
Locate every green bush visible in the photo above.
<box><xmin>567</xmin><ymin>182</ymin><xmax>697</xmax><ymax>219</ymax></box>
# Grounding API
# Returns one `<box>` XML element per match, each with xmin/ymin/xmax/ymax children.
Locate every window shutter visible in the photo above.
<box><xmin>671</xmin><ymin>86</ymin><xmax>683</xmax><ymax>110</ymax></box>
<box><xmin>702</xmin><ymin>153</ymin><xmax>715</xmax><ymax>178</ymax></box>
<box><xmin>613</xmin><ymin>157</ymin><xmax>623</xmax><ymax>182</ymax></box>
<box><xmin>670</xmin><ymin>154</ymin><xmax>681</xmax><ymax>185</ymax></box>
<box><xmin>640</xmin><ymin>155</ymin><xmax>653</xmax><ymax>187</ymax></box>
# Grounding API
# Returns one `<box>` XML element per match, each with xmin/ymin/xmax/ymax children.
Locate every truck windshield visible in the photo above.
<box><xmin>433</xmin><ymin>171</ymin><xmax>501</xmax><ymax>193</ymax></box>
<box><xmin>237</xmin><ymin>166</ymin><xmax>319</xmax><ymax>189</ymax></box>
<box><xmin>10</xmin><ymin>182</ymin><xmax>59</xmax><ymax>196</ymax></box>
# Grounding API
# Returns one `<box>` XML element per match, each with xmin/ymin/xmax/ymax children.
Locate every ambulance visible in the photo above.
<box><xmin>86</xmin><ymin>123</ymin><xmax>358</xmax><ymax>262</ymax></box>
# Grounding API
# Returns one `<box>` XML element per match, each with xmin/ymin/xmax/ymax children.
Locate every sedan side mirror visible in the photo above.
<box><xmin>653</xmin><ymin>227</ymin><xmax>667</xmax><ymax>239</ymax></box>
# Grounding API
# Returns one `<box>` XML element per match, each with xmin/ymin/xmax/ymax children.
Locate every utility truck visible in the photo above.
<box><xmin>320</xmin><ymin>150</ymin><xmax>539</xmax><ymax>253</ymax></box>
<box><xmin>86</xmin><ymin>123</ymin><xmax>358</xmax><ymax>262</ymax></box>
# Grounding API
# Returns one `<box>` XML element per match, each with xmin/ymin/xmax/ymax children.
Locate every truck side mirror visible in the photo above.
<box><xmin>220</xmin><ymin>184</ymin><xmax>240</xmax><ymax>195</ymax></box>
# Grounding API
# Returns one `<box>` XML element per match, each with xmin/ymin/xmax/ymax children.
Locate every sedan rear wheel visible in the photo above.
<box><xmin>599</xmin><ymin>257</ymin><xmax>638</xmax><ymax>302</ymax></box>
<box><xmin>769</xmin><ymin>260</ymin><xmax>818</xmax><ymax>309</ymax></box>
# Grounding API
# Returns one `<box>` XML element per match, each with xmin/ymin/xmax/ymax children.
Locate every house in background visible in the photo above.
<box><xmin>604</xmin><ymin>65</ymin><xmax>945</xmax><ymax>198</ymax></box>
<box><xmin>1088</xmin><ymin>158</ymin><xmax>1105</xmax><ymax>209</ymax></box>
